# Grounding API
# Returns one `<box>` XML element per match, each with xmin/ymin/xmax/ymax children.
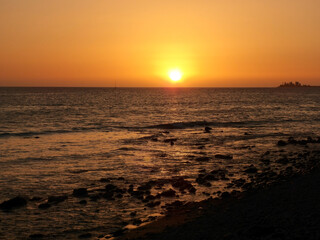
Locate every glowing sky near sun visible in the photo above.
<box><xmin>0</xmin><ymin>0</ymin><xmax>320</xmax><ymax>87</ymax></box>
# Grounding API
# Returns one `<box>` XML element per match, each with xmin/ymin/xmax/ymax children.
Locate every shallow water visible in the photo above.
<box><xmin>0</xmin><ymin>87</ymin><xmax>320</xmax><ymax>239</ymax></box>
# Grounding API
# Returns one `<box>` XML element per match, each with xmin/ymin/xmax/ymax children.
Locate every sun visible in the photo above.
<box><xmin>169</xmin><ymin>69</ymin><xmax>182</xmax><ymax>82</ymax></box>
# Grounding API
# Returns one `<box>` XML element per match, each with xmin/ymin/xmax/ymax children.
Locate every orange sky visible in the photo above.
<box><xmin>0</xmin><ymin>0</ymin><xmax>320</xmax><ymax>87</ymax></box>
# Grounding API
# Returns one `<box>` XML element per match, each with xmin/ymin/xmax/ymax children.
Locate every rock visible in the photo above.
<box><xmin>244</xmin><ymin>165</ymin><xmax>258</xmax><ymax>174</ymax></box>
<box><xmin>215</xmin><ymin>154</ymin><xmax>233</xmax><ymax>160</ymax></box>
<box><xmin>164</xmin><ymin>138</ymin><xmax>177</xmax><ymax>143</ymax></box>
<box><xmin>0</xmin><ymin>196</ymin><xmax>27</xmax><ymax>210</ymax></box>
<box><xmin>112</xmin><ymin>229</ymin><xmax>125</xmax><ymax>237</ymax></box>
<box><xmin>276</xmin><ymin>157</ymin><xmax>289</xmax><ymax>164</ymax></box>
<box><xmin>89</xmin><ymin>194</ymin><xmax>100</xmax><ymax>202</ymax></box>
<box><xmin>288</xmin><ymin>137</ymin><xmax>297</xmax><ymax>144</ymax></box>
<box><xmin>99</xmin><ymin>178</ymin><xmax>110</xmax><ymax>183</ymax></box>
<box><xmin>105</xmin><ymin>184</ymin><xmax>117</xmax><ymax>192</ymax></box>
<box><xmin>73</xmin><ymin>188</ymin><xmax>88</xmax><ymax>197</ymax></box>
<box><xmin>205</xmin><ymin>126</ymin><xmax>212</xmax><ymax>133</ymax></box>
<box><xmin>38</xmin><ymin>203</ymin><xmax>51</xmax><ymax>209</ymax></box>
<box><xmin>277</xmin><ymin>140</ymin><xmax>287</xmax><ymax>146</ymax></box>
<box><xmin>195</xmin><ymin>156</ymin><xmax>211</xmax><ymax>162</ymax></box>
<box><xmin>160</xmin><ymin>189</ymin><xmax>176</xmax><ymax>197</ymax></box>
<box><xmin>30</xmin><ymin>197</ymin><xmax>42</xmax><ymax>202</ymax></box>
<box><xmin>133</xmin><ymin>219</ymin><xmax>142</xmax><ymax>225</ymax></box>
<box><xmin>78</xmin><ymin>233</ymin><xmax>92</xmax><ymax>239</ymax></box>
<box><xmin>48</xmin><ymin>195</ymin><xmax>68</xmax><ymax>204</ymax></box>
<box><xmin>220</xmin><ymin>192</ymin><xmax>231</xmax><ymax>199</ymax></box>
<box><xmin>79</xmin><ymin>200</ymin><xmax>87</xmax><ymax>205</ymax></box>
<box><xmin>29</xmin><ymin>234</ymin><xmax>45</xmax><ymax>239</ymax></box>
<box><xmin>130</xmin><ymin>211</ymin><xmax>137</xmax><ymax>217</ymax></box>
<box><xmin>146</xmin><ymin>201</ymin><xmax>161</xmax><ymax>208</ymax></box>
<box><xmin>171</xmin><ymin>177</ymin><xmax>196</xmax><ymax>193</ymax></box>
<box><xmin>145</xmin><ymin>195</ymin><xmax>156</xmax><ymax>201</ymax></box>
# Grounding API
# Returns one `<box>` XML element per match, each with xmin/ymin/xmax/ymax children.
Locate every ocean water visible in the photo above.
<box><xmin>0</xmin><ymin>87</ymin><xmax>320</xmax><ymax>239</ymax></box>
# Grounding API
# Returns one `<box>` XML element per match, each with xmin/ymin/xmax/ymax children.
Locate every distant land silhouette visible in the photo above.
<box><xmin>278</xmin><ymin>81</ymin><xmax>318</xmax><ymax>88</ymax></box>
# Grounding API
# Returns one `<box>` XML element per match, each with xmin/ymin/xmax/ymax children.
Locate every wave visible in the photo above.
<box><xmin>0</xmin><ymin>126</ymin><xmax>111</xmax><ymax>138</ymax></box>
<box><xmin>144</xmin><ymin>119</ymin><xmax>306</xmax><ymax>130</ymax></box>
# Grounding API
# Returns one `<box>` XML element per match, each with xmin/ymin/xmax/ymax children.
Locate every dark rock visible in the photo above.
<box><xmin>205</xmin><ymin>126</ymin><xmax>212</xmax><ymax>133</ymax></box>
<box><xmin>105</xmin><ymin>184</ymin><xmax>117</xmax><ymax>192</ymax></box>
<box><xmin>78</xmin><ymin>233</ymin><xmax>92</xmax><ymax>239</ymax></box>
<box><xmin>79</xmin><ymin>200</ymin><xmax>87</xmax><ymax>205</ymax></box>
<box><xmin>133</xmin><ymin>219</ymin><xmax>142</xmax><ymax>225</ymax></box>
<box><xmin>276</xmin><ymin>157</ymin><xmax>289</xmax><ymax>164</ymax></box>
<box><xmin>244</xmin><ymin>165</ymin><xmax>258</xmax><ymax>174</ymax></box>
<box><xmin>48</xmin><ymin>195</ymin><xmax>67</xmax><ymax>204</ymax></box>
<box><xmin>99</xmin><ymin>178</ymin><xmax>110</xmax><ymax>183</ymax></box>
<box><xmin>220</xmin><ymin>192</ymin><xmax>231</xmax><ymax>199</ymax></box>
<box><xmin>160</xmin><ymin>189</ymin><xmax>176</xmax><ymax>197</ymax></box>
<box><xmin>73</xmin><ymin>188</ymin><xmax>88</xmax><ymax>197</ymax></box>
<box><xmin>112</xmin><ymin>229</ymin><xmax>125</xmax><ymax>237</ymax></box>
<box><xmin>146</xmin><ymin>201</ymin><xmax>161</xmax><ymax>208</ymax></box>
<box><xmin>117</xmin><ymin>177</ymin><xmax>125</xmax><ymax>181</ymax></box>
<box><xmin>189</xmin><ymin>187</ymin><xmax>196</xmax><ymax>194</ymax></box>
<box><xmin>215</xmin><ymin>154</ymin><xmax>233</xmax><ymax>160</ymax></box>
<box><xmin>0</xmin><ymin>196</ymin><xmax>27</xmax><ymax>210</ymax></box>
<box><xmin>288</xmin><ymin>137</ymin><xmax>297</xmax><ymax>144</ymax></box>
<box><xmin>89</xmin><ymin>194</ymin><xmax>100</xmax><ymax>202</ymax></box>
<box><xmin>171</xmin><ymin>177</ymin><xmax>196</xmax><ymax>193</ymax></box>
<box><xmin>277</xmin><ymin>140</ymin><xmax>287</xmax><ymax>146</ymax></box>
<box><xmin>30</xmin><ymin>197</ymin><xmax>42</xmax><ymax>202</ymax></box>
<box><xmin>164</xmin><ymin>138</ymin><xmax>177</xmax><ymax>143</ymax></box>
<box><xmin>145</xmin><ymin>195</ymin><xmax>156</xmax><ymax>201</ymax></box>
<box><xmin>38</xmin><ymin>203</ymin><xmax>51</xmax><ymax>209</ymax></box>
<box><xmin>195</xmin><ymin>156</ymin><xmax>211</xmax><ymax>162</ymax></box>
<box><xmin>102</xmin><ymin>192</ymin><xmax>115</xmax><ymax>200</ymax></box>
<box><xmin>115</xmin><ymin>193</ymin><xmax>123</xmax><ymax>198</ymax></box>
<box><xmin>29</xmin><ymin>234</ymin><xmax>45</xmax><ymax>239</ymax></box>
<box><xmin>130</xmin><ymin>211</ymin><xmax>137</xmax><ymax>217</ymax></box>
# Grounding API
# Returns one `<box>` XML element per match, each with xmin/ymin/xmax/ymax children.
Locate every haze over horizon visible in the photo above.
<box><xmin>1</xmin><ymin>0</ymin><xmax>320</xmax><ymax>87</ymax></box>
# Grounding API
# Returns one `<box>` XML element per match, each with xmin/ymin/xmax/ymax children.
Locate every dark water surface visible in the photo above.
<box><xmin>1</xmin><ymin>87</ymin><xmax>320</xmax><ymax>239</ymax></box>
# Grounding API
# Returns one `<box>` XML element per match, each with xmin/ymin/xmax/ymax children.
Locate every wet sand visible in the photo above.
<box><xmin>117</xmin><ymin>153</ymin><xmax>320</xmax><ymax>240</ymax></box>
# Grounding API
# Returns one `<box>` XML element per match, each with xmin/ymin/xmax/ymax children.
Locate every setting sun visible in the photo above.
<box><xmin>169</xmin><ymin>70</ymin><xmax>182</xmax><ymax>82</ymax></box>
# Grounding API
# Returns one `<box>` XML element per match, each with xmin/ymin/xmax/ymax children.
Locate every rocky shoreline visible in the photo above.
<box><xmin>114</xmin><ymin>137</ymin><xmax>320</xmax><ymax>240</ymax></box>
<box><xmin>1</xmin><ymin>136</ymin><xmax>320</xmax><ymax>239</ymax></box>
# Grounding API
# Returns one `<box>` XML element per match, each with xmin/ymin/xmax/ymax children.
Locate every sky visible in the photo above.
<box><xmin>0</xmin><ymin>0</ymin><xmax>320</xmax><ymax>87</ymax></box>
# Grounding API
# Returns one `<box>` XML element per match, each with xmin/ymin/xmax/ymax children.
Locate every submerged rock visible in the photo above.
<box><xmin>205</xmin><ymin>126</ymin><xmax>212</xmax><ymax>133</ymax></box>
<box><xmin>146</xmin><ymin>201</ymin><xmax>161</xmax><ymax>208</ymax></box>
<box><xmin>0</xmin><ymin>196</ymin><xmax>27</xmax><ymax>210</ymax></box>
<box><xmin>277</xmin><ymin>140</ymin><xmax>287</xmax><ymax>146</ymax></box>
<box><xmin>195</xmin><ymin>156</ymin><xmax>211</xmax><ymax>162</ymax></box>
<box><xmin>47</xmin><ymin>195</ymin><xmax>68</xmax><ymax>204</ymax></box>
<box><xmin>160</xmin><ymin>189</ymin><xmax>176</xmax><ymax>197</ymax></box>
<box><xmin>244</xmin><ymin>165</ymin><xmax>258</xmax><ymax>174</ymax></box>
<box><xmin>38</xmin><ymin>203</ymin><xmax>51</xmax><ymax>209</ymax></box>
<box><xmin>73</xmin><ymin>188</ymin><xmax>88</xmax><ymax>197</ymax></box>
<box><xmin>78</xmin><ymin>233</ymin><xmax>92</xmax><ymax>239</ymax></box>
<box><xmin>79</xmin><ymin>200</ymin><xmax>87</xmax><ymax>205</ymax></box>
<box><xmin>215</xmin><ymin>154</ymin><xmax>233</xmax><ymax>160</ymax></box>
<box><xmin>29</xmin><ymin>233</ymin><xmax>45</xmax><ymax>239</ymax></box>
<box><xmin>171</xmin><ymin>177</ymin><xmax>196</xmax><ymax>193</ymax></box>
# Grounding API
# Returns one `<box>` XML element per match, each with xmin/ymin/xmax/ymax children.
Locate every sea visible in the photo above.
<box><xmin>0</xmin><ymin>87</ymin><xmax>320</xmax><ymax>239</ymax></box>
